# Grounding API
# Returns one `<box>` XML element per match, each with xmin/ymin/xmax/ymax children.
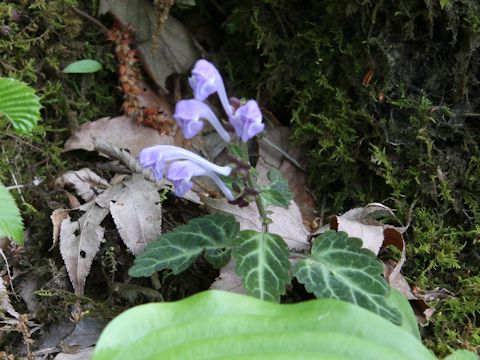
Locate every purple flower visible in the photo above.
<box><xmin>229</xmin><ymin>100</ymin><xmax>265</xmax><ymax>142</ymax></box>
<box><xmin>189</xmin><ymin>59</ymin><xmax>232</xmax><ymax>117</ymax></box>
<box><xmin>174</xmin><ymin>99</ymin><xmax>231</xmax><ymax>142</ymax></box>
<box><xmin>166</xmin><ymin>160</ymin><xmax>234</xmax><ymax>200</ymax></box>
<box><xmin>138</xmin><ymin>145</ymin><xmax>233</xmax><ymax>200</ymax></box>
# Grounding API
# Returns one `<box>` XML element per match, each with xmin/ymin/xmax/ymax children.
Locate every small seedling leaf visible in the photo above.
<box><xmin>63</xmin><ymin>59</ymin><xmax>103</xmax><ymax>73</ymax></box>
<box><xmin>260</xmin><ymin>169</ymin><xmax>293</xmax><ymax>209</ymax></box>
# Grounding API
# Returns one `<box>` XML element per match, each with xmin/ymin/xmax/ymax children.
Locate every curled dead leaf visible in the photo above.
<box><xmin>50</xmin><ymin>209</ymin><xmax>70</xmax><ymax>251</ymax></box>
<box><xmin>55</xmin><ymin>169</ymin><xmax>109</xmax><ymax>202</ymax></box>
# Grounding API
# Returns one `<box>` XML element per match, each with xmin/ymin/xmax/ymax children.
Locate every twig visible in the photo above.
<box><xmin>0</xmin><ymin>248</ymin><xmax>16</xmax><ymax>297</ymax></box>
<box><xmin>5</xmin><ymin>185</ymin><xmax>25</xmax><ymax>190</ymax></box>
<box><xmin>71</xmin><ymin>6</ymin><xmax>109</xmax><ymax>34</ymax></box>
<box><xmin>259</xmin><ymin>137</ymin><xmax>305</xmax><ymax>171</ymax></box>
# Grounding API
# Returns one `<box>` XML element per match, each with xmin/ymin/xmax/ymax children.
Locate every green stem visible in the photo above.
<box><xmin>240</xmin><ymin>142</ymin><xmax>269</xmax><ymax>232</ymax></box>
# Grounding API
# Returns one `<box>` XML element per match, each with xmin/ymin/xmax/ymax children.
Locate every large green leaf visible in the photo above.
<box><xmin>233</xmin><ymin>230</ymin><xmax>290</xmax><ymax>302</ymax></box>
<box><xmin>129</xmin><ymin>214</ymin><xmax>239</xmax><ymax>277</ymax></box>
<box><xmin>0</xmin><ymin>182</ymin><xmax>23</xmax><ymax>245</ymax></box>
<box><xmin>387</xmin><ymin>288</ymin><xmax>420</xmax><ymax>339</ymax></box>
<box><xmin>444</xmin><ymin>350</ymin><xmax>479</xmax><ymax>360</ymax></box>
<box><xmin>293</xmin><ymin>230</ymin><xmax>402</xmax><ymax>324</ymax></box>
<box><xmin>92</xmin><ymin>290</ymin><xmax>436</xmax><ymax>360</ymax></box>
<box><xmin>0</xmin><ymin>77</ymin><xmax>41</xmax><ymax>134</ymax></box>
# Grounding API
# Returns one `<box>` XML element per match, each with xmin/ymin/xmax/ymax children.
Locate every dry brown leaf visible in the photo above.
<box><xmin>66</xmin><ymin>193</ymin><xmax>81</xmax><ymax>208</ymax></box>
<box><xmin>330</xmin><ymin>216</ymin><xmax>385</xmax><ymax>255</ymax></box>
<box><xmin>59</xmin><ymin>202</ymin><xmax>109</xmax><ymax>295</ymax></box>
<box><xmin>99</xmin><ymin>0</ymin><xmax>199</xmax><ymax>91</ymax></box>
<box><xmin>257</xmin><ymin>127</ymin><xmax>317</xmax><ymax>227</ymax></box>
<box><xmin>206</xmin><ymin>199</ymin><xmax>310</xmax><ymax>253</ymax></box>
<box><xmin>327</xmin><ymin>203</ymin><xmax>407</xmax><ymax>255</ymax></box>
<box><xmin>109</xmin><ymin>175</ymin><xmax>162</xmax><ymax>255</ymax></box>
<box><xmin>64</xmin><ymin>116</ymin><xmax>175</xmax><ymax>157</ymax></box>
<box><xmin>209</xmin><ymin>259</ymin><xmax>245</xmax><ymax>295</ymax></box>
<box><xmin>50</xmin><ymin>209</ymin><xmax>70</xmax><ymax>251</ymax></box>
<box><xmin>54</xmin><ymin>347</ymin><xmax>94</xmax><ymax>360</ymax></box>
<box><xmin>55</xmin><ymin>169</ymin><xmax>110</xmax><ymax>202</ymax></box>
<box><xmin>94</xmin><ymin>183</ymin><xmax>124</xmax><ymax>209</ymax></box>
<box><xmin>136</xmin><ymin>80</ymin><xmax>173</xmax><ymax>113</ymax></box>
<box><xmin>0</xmin><ymin>278</ymin><xmax>19</xmax><ymax>319</ymax></box>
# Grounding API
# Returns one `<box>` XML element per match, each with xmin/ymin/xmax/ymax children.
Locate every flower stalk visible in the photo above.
<box><xmin>240</xmin><ymin>142</ymin><xmax>269</xmax><ymax>233</ymax></box>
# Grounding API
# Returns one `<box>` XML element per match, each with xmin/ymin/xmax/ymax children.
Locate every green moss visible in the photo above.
<box><xmin>0</xmin><ymin>0</ymin><xmax>121</xmax><ymax>185</ymax></box>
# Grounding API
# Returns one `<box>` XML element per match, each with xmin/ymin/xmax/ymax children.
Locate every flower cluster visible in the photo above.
<box><xmin>174</xmin><ymin>59</ymin><xmax>265</xmax><ymax>143</ymax></box>
<box><xmin>139</xmin><ymin>59</ymin><xmax>264</xmax><ymax>200</ymax></box>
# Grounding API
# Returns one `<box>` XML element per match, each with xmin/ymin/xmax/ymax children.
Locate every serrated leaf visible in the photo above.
<box><xmin>233</xmin><ymin>230</ymin><xmax>290</xmax><ymax>302</ymax></box>
<box><xmin>0</xmin><ymin>182</ymin><xmax>23</xmax><ymax>245</ymax></box>
<box><xmin>0</xmin><ymin>77</ymin><xmax>41</xmax><ymax>134</ymax></box>
<box><xmin>63</xmin><ymin>59</ymin><xmax>103</xmax><ymax>73</ymax></box>
<box><xmin>129</xmin><ymin>214</ymin><xmax>239</xmax><ymax>277</ymax></box>
<box><xmin>108</xmin><ymin>175</ymin><xmax>162</xmax><ymax>255</ymax></box>
<box><xmin>93</xmin><ymin>290</ymin><xmax>436</xmax><ymax>360</ymax></box>
<box><xmin>260</xmin><ymin>169</ymin><xmax>293</xmax><ymax>209</ymax></box>
<box><xmin>293</xmin><ymin>230</ymin><xmax>402</xmax><ymax>324</ymax></box>
<box><xmin>260</xmin><ymin>188</ymin><xmax>290</xmax><ymax>209</ymax></box>
<box><xmin>59</xmin><ymin>201</ymin><xmax>109</xmax><ymax>295</ymax></box>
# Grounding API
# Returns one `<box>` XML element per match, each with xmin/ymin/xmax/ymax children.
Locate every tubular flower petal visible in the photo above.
<box><xmin>229</xmin><ymin>100</ymin><xmax>265</xmax><ymax>142</ymax></box>
<box><xmin>166</xmin><ymin>160</ymin><xmax>234</xmax><ymax>200</ymax></box>
<box><xmin>174</xmin><ymin>99</ymin><xmax>231</xmax><ymax>142</ymax></box>
<box><xmin>138</xmin><ymin>145</ymin><xmax>233</xmax><ymax>200</ymax></box>
<box><xmin>139</xmin><ymin>145</ymin><xmax>232</xmax><ymax>177</ymax></box>
<box><xmin>188</xmin><ymin>59</ymin><xmax>232</xmax><ymax>117</ymax></box>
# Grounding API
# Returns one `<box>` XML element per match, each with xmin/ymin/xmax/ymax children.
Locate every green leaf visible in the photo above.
<box><xmin>387</xmin><ymin>288</ymin><xmax>420</xmax><ymax>339</ymax></box>
<box><xmin>129</xmin><ymin>214</ymin><xmax>239</xmax><ymax>277</ymax></box>
<box><xmin>261</xmin><ymin>169</ymin><xmax>293</xmax><ymax>208</ymax></box>
<box><xmin>227</xmin><ymin>143</ymin><xmax>243</xmax><ymax>159</ymax></box>
<box><xmin>0</xmin><ymin>182</ymin><xmax>23</xmax><ymax>245</ymax></box>
<box><xmin>293</xmin><ymin>230</ymin><xmax>402</xmax><ymax>324</ymax></box>
<box><xmin>0</xmin><ymin>77</ymin><xmax>41</xmax><ymax>134</ymax></box>
<box><xmin>92</xmin><ymin>290</ymin><xmax>437</xmax><ymax>360</ymax></box>
<box><xmin>444</xmin><ymin>349</ymin><xmax>480</xmax><ymax>360</ymax></box>
<box><xmin>63</xmin><ymin>59</ymin><xmax>103</xmax><ymax>73</ymax></box>
<box><xmin>233</xmin><ymin>230</ymin><xmax>290</xmax><ymax>302</ymax></box>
